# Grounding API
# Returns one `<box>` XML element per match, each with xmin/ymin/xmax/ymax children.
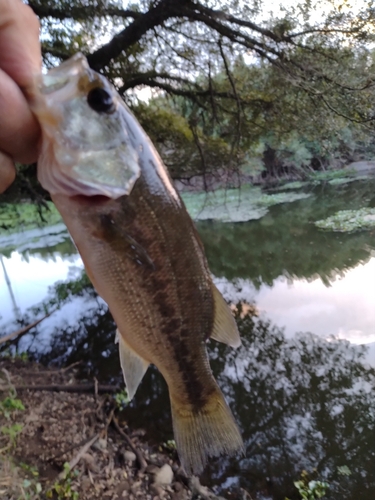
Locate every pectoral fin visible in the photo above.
<box><xmin>115</xmin><ymin>329</ymin><xmax>149</xmax><ymax>400</ymax></box>
<box><xmin>99</xmin><ymin>213</ymin><xmax>154</xmax><ymax>269</ymax></box>
<box><xmin>121</xmin><ymin>232</ymin><xmax>155</xmax><ymax>269</ymax></box>
<box><xmin>210</xmin><ymin>285</ymin><xmax>241</xmax><ymax>348</ymax></box>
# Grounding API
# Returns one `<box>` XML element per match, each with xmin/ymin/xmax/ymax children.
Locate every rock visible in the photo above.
<box><xmin>81</xmin><ymin>452</ymin><xmax>100</xmax><ymax>473</ymax></box>
<box><xmin>131</xmin><ymin>480</ymin><xmax>142</xmax><ymax>495</ymax></box>
<box><xmin>115</xmin><ymin>480</ymin><xmax>131</xmax><ymax>496</ymax></box>
<box><xmin>150</xmin><ymin>483</ymin><xmax>165</xmax><ymax>496</ymax></box>
<box><xmin>190</xmin><ymin>476</ymin><xmax>218</xmax><ymax>499</ymax></box>
<box><xmin>93</xmin><ymin>437</ymin><xmax>107</xmax><ymax>450</ymax></box>
<box><xmin>154</xmin><ymin>464</ymin><xmax>173</xmax><ymax>485</ymax></box>
<box><xmin>173</xmin><ymin>482</ymin><xmax>184</xmax><ymax>492</ymax></box>
<box><xmin>123</xmin><ymin>450</ymin><xmax>137</xmax><ymax>463</ymax></box>
<box><xmin>81</xmin><ymin>475</ymin><xmax>91</xmax><ymax>492</ymax></box>
<box><xmin>146</xmin><ymin>464</ymin><xmax>160</xmax><ymax>474</ymax></box>
<box><xmin>171</xmin><ymin>491</ymin><xmax>188</xmax><ymax>500</ymax></box>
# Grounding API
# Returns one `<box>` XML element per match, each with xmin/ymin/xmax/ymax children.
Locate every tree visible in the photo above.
<box><xmin>18</xmin><ymin>1</ymin><xmax>375</xmax><ymax>182</ymax></box>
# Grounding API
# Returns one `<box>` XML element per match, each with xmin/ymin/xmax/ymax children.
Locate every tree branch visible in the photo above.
<box><xmin>28</xmin><ymin>1</ymin><xmax>140</xmax><ymax>21</ymax></box>
<box><xmin>87</xmin><ymin>0</ymin><xmax>192</xmax><ymax>71</ymax></box>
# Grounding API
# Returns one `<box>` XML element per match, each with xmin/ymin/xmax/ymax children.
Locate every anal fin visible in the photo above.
<box><xmin>115</xmin><ymin>329</ymin><xmax>149</xmax><ymax>400</ymax></box>
<box><xmin>210</xmin><ymin>285</ymin><xmax>241</xmax><ymax>348</ymax></box>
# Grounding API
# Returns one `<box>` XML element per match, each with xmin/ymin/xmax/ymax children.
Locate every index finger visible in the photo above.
<box><xmin>0</xmin><ymin>0</ymin><xmax>41</xmax><ymax>87</ymax></box>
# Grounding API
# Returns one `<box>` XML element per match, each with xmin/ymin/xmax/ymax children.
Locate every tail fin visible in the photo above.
<box><xmin>170</xmin><ymin>388</ymin><xmax>244</xmax><ymax>475</ymax></box>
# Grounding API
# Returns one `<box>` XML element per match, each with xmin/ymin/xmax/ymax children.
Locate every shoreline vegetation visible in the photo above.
<box><xmin>1</xmin><ymin>166</ymin><xmax>375</xmax><ymax>235</ymax></box>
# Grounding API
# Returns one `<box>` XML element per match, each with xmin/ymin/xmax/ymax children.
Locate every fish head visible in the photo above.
<box><xmin>29</xmin><ymin>53</ymin><xmax>140</xmax><ymax>198</ymax></box>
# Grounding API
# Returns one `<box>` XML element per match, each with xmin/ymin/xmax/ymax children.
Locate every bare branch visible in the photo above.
<box><xmin>28</xmin><ymin>1</ymin><xmax>140</xmax><ymax>21</ymax></box>
<box><xmin>218</xmin><ymin>40</ymin><xmax>242</xmax><ymax>155</ymax></box>
<box><xmin>87</xmin><ymin>0</ymin><xmax>192</xmax><ymax>71</ymax></box>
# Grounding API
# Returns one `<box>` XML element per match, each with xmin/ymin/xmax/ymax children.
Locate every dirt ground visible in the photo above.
<box><xmin>0</xmin><ymin>358</ymin><xmax>246</xmax><ymax>500</ymax></box>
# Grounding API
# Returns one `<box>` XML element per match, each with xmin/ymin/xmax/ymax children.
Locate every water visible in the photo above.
<box><xmin>1</xmin><ymin>178</ymin><xmax>375</xmax><ymax>499</ymax></box>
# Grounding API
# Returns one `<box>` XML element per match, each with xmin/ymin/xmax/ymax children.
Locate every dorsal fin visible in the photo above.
<box><xmin>210</xmin><ymin>285</ymin><xmax>241</xmax><ymax>348</ymax></box>
<box><xmin>115</xmin><ymin>329</ymin><xmax>149</xmax><ymax>400</ymax></box>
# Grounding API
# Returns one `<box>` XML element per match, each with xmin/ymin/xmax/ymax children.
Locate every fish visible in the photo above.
<box><xmin>27</xmin><ymin>53</ymin><xmax>244</xmax><ymax>475</ymax></box>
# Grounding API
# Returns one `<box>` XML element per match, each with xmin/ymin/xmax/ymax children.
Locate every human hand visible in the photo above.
<box><xmin>0</xmin><ymin>0</ymin><xmax>41</xmax><ymax>193</ymax></box>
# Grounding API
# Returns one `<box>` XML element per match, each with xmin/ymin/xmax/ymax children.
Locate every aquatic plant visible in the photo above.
<box><xmin>315</xmin><ymin>207</ymin><xmax>375</xmax><ymax>232</ymax></box>
<box><xmin>182</xmin><ymin>185</ymin><xmax>311</xmax><ymax>222</ymax></box>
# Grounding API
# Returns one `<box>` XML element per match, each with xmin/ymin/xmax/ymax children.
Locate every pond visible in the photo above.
<box><xmin>1</xmin><ymin>177</ymin><xmax>375</xmax><ymax>499</ymax></box>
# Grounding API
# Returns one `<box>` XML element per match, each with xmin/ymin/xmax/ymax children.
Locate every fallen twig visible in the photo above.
<box><xmin>59</xmin><ymin>434</ymin><xmax>100</xmax><ymax>479</ymax></box>
<box><xmin>5</xmin><ymin>384</ymin><xmax>120</xmax><ymax>393</ymax></box>
<box><xmin>0</xmin><ymin>310</ymin><xmax>57</xmax><ymax>346</ymax></box>
<box><xmin>20</xmin><ymin>361</ymin><xmax>83</xmax><ymax>376</ymax></box>
<box><xmin>59</xmin><ymin>360</ymin><xmax>83</xmax><ymax>373</ymax></box>
<box><xmin>112</xmin><ymin>416</ymin><xmax>148</xmax><ymax>474</ymax></box>
<box><xmin>49</xmin><ymin>401</ymin><xmax>115</xmax><ymax>463</ymax></box>
<box><xmin>48</xmin><ymin>434</ymin><xmax>100</xmax><ymax>463</ymax></box>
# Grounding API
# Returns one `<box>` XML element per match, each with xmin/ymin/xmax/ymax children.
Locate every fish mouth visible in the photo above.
<box><xmin>41</xmin><ymin>54</ymin><xmax>87</xmax><ymax>91</ymax></box>
<box><xmin>66</xmin><ymin>194</ymin><xmax>114</xmax><ymax>206</ymax></box>
<box><xmin>37</xmin><ymin>53</ymin><xmax>91</xmax><ymax>98</ymax></box>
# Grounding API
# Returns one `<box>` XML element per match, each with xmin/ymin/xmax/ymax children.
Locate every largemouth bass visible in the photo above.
<box><xmin>28</xmin><ymin>54</ymin><xmax>243</xmax><ymax>475</ymax></box>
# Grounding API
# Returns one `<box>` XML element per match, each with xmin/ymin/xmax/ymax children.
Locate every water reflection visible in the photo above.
<box><xmin>5</xmin><ymin>279</ymin><xmax>374</xmax><ymax>500</ymax></box>
<box><xmin>215</xmin><ymin>257</ymin><xmax>375</xmax><ymax>344</ymax></box>
<box><xmin>0</xmin><ymin>250</ymin><xmax>82</xmax><ymax>324</ymax></box>
<box><xmin>197</xmin><ymin>180</ymin><xmax>375</xmax><ymax>287</ymax></box>
<box><xmin>208</xmin><ymin>309</ymin><xmax>375</xmax><ymax>499</ymax></box>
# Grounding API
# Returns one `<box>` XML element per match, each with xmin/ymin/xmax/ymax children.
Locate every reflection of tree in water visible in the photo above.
<box><xmin>198</xmin><ymin>180</ymin><xmax>375</xmax><ymax>287</ymax></box>
<box><xmin>15</xmin><ymin>277</ymin><xmax>375</xmax><ymax>500</ymax></box>
<box><xmin>209</xmin><ymin>307</ymin><xmax>375</xmax><ymax>499</ymax></box>
<box><xmin>0</xmin><ymin>234</ymin><xmax>76</xmax><ymax>261</ymax></box>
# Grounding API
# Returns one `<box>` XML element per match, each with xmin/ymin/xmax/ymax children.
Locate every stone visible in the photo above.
<box><xmin>123</xmin><ymin>450</ymin><xmax>137</xmax><ymax>463</ymax></box>
<box><xmin>150</xmin><ymin>483</ymin><xmax>164</xmax><ymax>496</ymax></box>
<box><xmin>93</xmin><ymin>438</ymin><xmax>107</xmax><ymax>450</ymax></box>
<box><xmin>82</xmin><ymin>453</ymin><xmax>100</xmax><ymax>473</ymax></box>
<box><xmin>154</xmin><ymin>464</ymin><xmax>173</xmax><ymax>485</ymax></box>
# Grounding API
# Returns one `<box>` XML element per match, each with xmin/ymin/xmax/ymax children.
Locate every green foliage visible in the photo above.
<box><xmin>0</xmin><ymin>396</ymin><xmax>25</xmax><ymax>420</ymax></box>
<box><xmin>289</xmin><ymin>471</ymin><xmax>329</xmax><ymax>500</ymax></box>
<box><xmin>21</xmin><ymin>478</ymin><xmax>43</xmax><ymax>499</ymax></box>
<box><xmin>0</xmin><ymin>457</ymin><xmax>42</xmax><ymax>500</ymax></box>
<box><xmin>20</xmin><ymin>462</ymin><xmax>40</xmax><ymax>478</ymax></box>
<box><xmin>160</xmin><ymin>439</ymin><xmax>177</xmax><ymax>455</ymax></box>
<box><xmin>114</xmin><ymin>389</ymin><xmax>130</xmax><ymax>409</ymax></box>
<box><xmin>0</xmin><ymin>423</ymin><xmax>23</xmax><ymax>446</ymax></box>
<box><xmin>46</xmin><ymin>463</ymin><xmax>79</xmax><ymax>500</ymax></box>
<box><xmin>1</xmin><ymin>351</ymin><xmax>30</xmax><ymax>362</ymax></box>
<box><xmin>0</xmin><ymin>389</ymin><xmax>25</xmax><ymax>449</ymax></box>
<box><xmin>13</xmin><ymin>0</ymin><xmax>375</xmax><ymax>187</ymax></box>
<box><xmin>0</xmin><ymin>202</ymin><xmax>62</xmax><ymax>235</ymax></box>
<box><xmin>162</xmin><ymin>439</ymin><xmax>176</xmax><ymax>451</ymax></box>
<box><xmin>337</xmin><ymin>465</ymin><xmax>352</xmax><ymax>477</ymax></box>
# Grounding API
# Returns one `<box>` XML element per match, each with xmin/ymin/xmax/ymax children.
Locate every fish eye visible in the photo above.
<box><xmin>87</xmin><ymin>87</ymin><xmax>115</xmax><ymax>113</ymax></box>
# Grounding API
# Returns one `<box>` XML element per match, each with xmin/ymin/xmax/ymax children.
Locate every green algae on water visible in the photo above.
<box><xmin>182</xmin><ymin>186</ymin><xmax>311</xmax><ymax>222</ymax></box>
<box><xmin>315</xmin><ymin>207</ymin><xmax>375</xmax><ymax>232</ymax></box>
